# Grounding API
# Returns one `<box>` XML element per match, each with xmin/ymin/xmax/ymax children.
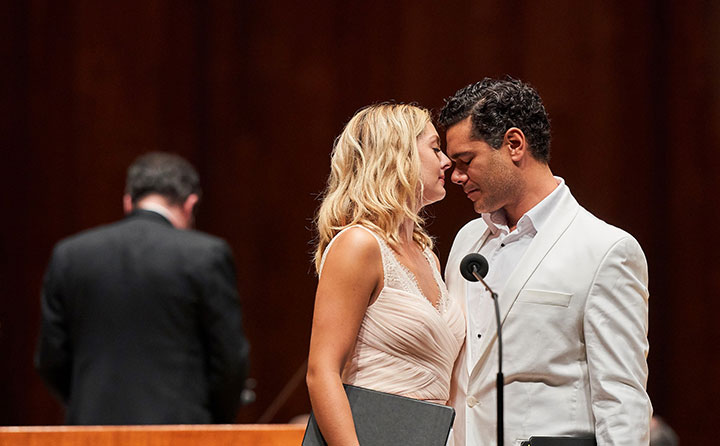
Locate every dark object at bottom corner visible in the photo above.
<box><xmin>520</xmin><ymin>436</ymin><xmax>597</xmax><ymax>446</ymax></box>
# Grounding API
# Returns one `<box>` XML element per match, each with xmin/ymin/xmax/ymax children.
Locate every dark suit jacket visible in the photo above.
<box><xmin>35</xmin><ymin>209</ymin><xmax>249</xmax><ymax>424</ymax></box>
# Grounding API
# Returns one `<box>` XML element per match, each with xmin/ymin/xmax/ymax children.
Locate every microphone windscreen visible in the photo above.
<box><xmin>460</xmin><ymin>253</ymin><xmax>489</xmax><ymax>282</ymax></box>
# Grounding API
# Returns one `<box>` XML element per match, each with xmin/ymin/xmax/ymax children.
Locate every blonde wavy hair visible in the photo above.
<box><xmin>314</xmin><ymin>103</ymin><xmax>434</xmax><ymax>273</ymax></box>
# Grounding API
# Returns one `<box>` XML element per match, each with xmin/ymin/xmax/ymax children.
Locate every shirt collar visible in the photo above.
<box><xmin>136</xmin><ymin>202</ymin><xmax>174</xmax><ymax>224</ymax></box>
<box><xmin>524</xmin><ymin>176</ymin><xmax>566</xmax><ymax>234</ymax></box>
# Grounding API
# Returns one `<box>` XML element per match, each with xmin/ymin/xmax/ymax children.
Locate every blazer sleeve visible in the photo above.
<box><xmin>34</xmin><ymin>245</ymin><xmax>73</xmax><ymax>403</ymax></box>
<box><xmin>198</xmin><ymin>240</ymin><xmax>250</xmax><ymax>423</ymax></box>
<box><xmin>584</xmin><ymin>236</ymin><xmax>652</xmax><ymax>445</ymax></box>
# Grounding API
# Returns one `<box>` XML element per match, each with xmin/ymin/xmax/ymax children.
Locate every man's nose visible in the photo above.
<box><xmin>451</xmin><ymin>167</ymin><xmax>466</xmax><ymax>185</ymax></box>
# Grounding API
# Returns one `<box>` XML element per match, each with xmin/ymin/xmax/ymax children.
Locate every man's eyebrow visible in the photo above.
<box><xmin>448</xmin><ymin>150</ymin><xmax>473</xmax><ymax>161</ymax></box>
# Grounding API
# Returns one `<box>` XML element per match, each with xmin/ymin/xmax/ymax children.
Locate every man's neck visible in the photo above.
<box><xmin>135</xmin><ymin>196</ymin><xmax>186</xmax><ymax>229</ymax></box>
<box><xmin>504</xmin><ymin>167</ymin><xmax>558</xmax><ymax>229</ymax></box>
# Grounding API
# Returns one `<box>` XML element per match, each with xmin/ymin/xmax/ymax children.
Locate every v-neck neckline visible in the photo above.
<box><xmin>385</xmin><ymin>245</ymin><xmax>445</xmax><ymax>311</ymax></box>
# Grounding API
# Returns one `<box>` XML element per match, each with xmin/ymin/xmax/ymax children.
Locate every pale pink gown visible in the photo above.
<box><xmin>320</xmin><ymin>226</ymin><xmax>465</xmax><ymax>404</ymax></box>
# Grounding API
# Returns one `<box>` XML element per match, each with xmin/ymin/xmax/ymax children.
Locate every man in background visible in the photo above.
<box><xmin>35</xmin><ymin>152</ymin><xmax>249</xmax><ymax>424</ymax></box>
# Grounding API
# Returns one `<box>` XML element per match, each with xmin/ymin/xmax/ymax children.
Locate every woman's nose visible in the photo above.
<box><xmin>440</xmin><ymin>152</ymin><xmax>451</xmax><ymax>171</ymax></box>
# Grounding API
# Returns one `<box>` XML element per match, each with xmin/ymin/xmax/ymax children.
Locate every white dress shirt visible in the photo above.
<box><xmin>467</xmin><ymin>177</ymin><xmax>565</xmax><ymax>369</ymax></box>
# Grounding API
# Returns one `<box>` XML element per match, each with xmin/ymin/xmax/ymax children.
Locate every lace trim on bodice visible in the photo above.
<box><xmin>320</xmin><ymin>225</ymin><xmax>450</xmax><ymax>313</ymax></box>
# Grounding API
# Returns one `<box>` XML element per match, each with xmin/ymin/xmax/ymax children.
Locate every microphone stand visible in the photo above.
<box><xmin>471</xmin><ymin>266</ymin><xmax>504</xmax><ymax>446</ymax></box>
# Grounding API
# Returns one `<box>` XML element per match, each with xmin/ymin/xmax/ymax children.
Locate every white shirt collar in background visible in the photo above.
<box><xmin>137</xmin><ymin>202</ymin><xmax>174</xmax><ymax>223</ymax></box>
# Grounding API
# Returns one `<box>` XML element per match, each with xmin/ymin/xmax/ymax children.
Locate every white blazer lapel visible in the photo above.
<box><xmin>468</xmin><ymin>191</ymin><xmax>581</xmax><ymax>382</ymax></box>
<box><xmin>498</xmin><ymin>192</ymin><xmax>580</xmax><ymax>325</ymax></box>
<box><xmin>446</xmin><ymin>220</ymin><xmax>493</xmax><ymax>314</ymax></box>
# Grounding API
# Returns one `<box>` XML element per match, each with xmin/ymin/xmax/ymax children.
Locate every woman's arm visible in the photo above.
<box><xmin>306</xmin><ymin>227</ymin><xmax>383</xmax><ymax>446</ymax></box>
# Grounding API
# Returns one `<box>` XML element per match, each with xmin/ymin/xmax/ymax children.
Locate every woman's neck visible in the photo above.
<box><xmin>399</xmin><ymin>219</ymin><xmax>415</xmax><ymax>245</ymax></box>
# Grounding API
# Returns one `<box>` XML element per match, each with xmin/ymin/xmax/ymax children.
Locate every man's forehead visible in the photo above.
<box><xmin>445</xmin><ymin>116</ymin><xmax>472</xmax><ymax>137</ymax></box>
<box><xmin>445</xmin><ymin>120</ymin><xmax>475</xmax><ymax>157</ymax></box>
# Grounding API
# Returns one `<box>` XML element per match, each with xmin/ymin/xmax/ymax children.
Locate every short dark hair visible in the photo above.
<box><xmin>125</xmin><ymin>152</ymin><xmax>201</xmax><ymax>205</ymax></box>
<box><xmin>437</xmin><ymin>77</ymin><xmax>551</xmax><ymax>162</ymax></box>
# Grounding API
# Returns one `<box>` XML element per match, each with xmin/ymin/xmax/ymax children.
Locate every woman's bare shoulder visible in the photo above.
<box><xmin>325</xmin><ymin>226</ymin><xmax>381</xmax><ymax>266</ymax></box>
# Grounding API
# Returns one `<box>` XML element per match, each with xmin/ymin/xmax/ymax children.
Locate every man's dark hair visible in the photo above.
<box><xmin>438</xmin><ymin>77</ymin><xmax>552</xmax><ymax>162</ymax></box>
<box><xmin>125</xmin><ymin>152</ymin><xmax>201</xmax><ymax>205</ymax></box>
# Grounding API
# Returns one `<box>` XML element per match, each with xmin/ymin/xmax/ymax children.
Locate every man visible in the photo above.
<box><xmin>439</xmin><ymin>78</ymin><xmax>651</xmax><ymax>445</ymax></box>
<box><xmin>35</xmin><ymin>152</ymin><xmax>249</xmax><ymax>424</ymax></box>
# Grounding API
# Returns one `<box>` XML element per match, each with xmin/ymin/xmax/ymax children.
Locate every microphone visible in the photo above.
<box><xmin>460</xmin><ymin>253</ymin><xmax>489</xmax><ymax>282</ymax></box>
<box><xmin>459</xmin><ymin>253</ymin><xmax>503</xmax><ymax>446</ymax></box>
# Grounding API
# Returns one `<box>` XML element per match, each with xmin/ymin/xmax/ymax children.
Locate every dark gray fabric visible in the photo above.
<box><xmin>35</xmin><ymin>209</ymin><xmax>249</xmax><ymax>424</ymax></box>
<box><xmin>303</xmin><ymin>385</ymin><xmax>455</xmax><ymax>446</ymax></box>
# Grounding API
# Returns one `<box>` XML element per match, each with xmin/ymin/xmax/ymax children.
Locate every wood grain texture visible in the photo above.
<box><xmin>0</xmin><ymin>425</ymin><xmax>306</xmax><ymax>446</ymax></box>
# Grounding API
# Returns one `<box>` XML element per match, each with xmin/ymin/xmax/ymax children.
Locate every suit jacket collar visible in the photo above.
<box><xmin>126</xmin><ymin>208</ymin><xmax>174</xmax><ymax>227</ymax></box>
<box><xmin>468</xmin><ymin>186</ymin><xmax>581</xmax><ymax>381</ymax></box>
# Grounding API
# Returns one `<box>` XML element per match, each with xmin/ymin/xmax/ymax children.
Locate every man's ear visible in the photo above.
<box><xmin>123</xmin><ymin>194</ymin><xmax>134</xmax><ymax>214</ymax></box>
<box><xmin>504</xmin><ymin>127</ymin><xmax>527</xmax><ymax>162</ymax></box>
<box><xmin>183</xmin><ymin>193</ymin><xmax>199</xmax><ymax>217</ymax></box>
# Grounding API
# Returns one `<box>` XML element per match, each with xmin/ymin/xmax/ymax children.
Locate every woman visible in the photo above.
<box><xmin>306</xmin><ymin>103</ymin><xmax>465</xmax><ymax>445</ymax></box>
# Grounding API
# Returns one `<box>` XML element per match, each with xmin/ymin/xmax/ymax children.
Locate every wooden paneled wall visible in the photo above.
<box><xmin>2</xmin><ymin>1</ymin><xmax>719</xmax><ymax>443</ymax></box>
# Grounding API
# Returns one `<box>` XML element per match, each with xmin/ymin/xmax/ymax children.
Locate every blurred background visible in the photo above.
<box><xmin>2</xmin><ymin>1</ymin><xmax>719</xmax><ymax>442</ymax></box>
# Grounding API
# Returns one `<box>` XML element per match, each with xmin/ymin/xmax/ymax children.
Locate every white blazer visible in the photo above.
<box><xmin>445</xmin><ymin>187</ymin><xmax>651</xmax><ymax>446</ymax></box>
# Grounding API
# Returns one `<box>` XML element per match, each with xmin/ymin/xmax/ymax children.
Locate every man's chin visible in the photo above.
<box><xmin>473</xmin><ymin>201</ymin><xmax>499</xmax><ymax>215</ymax></box>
